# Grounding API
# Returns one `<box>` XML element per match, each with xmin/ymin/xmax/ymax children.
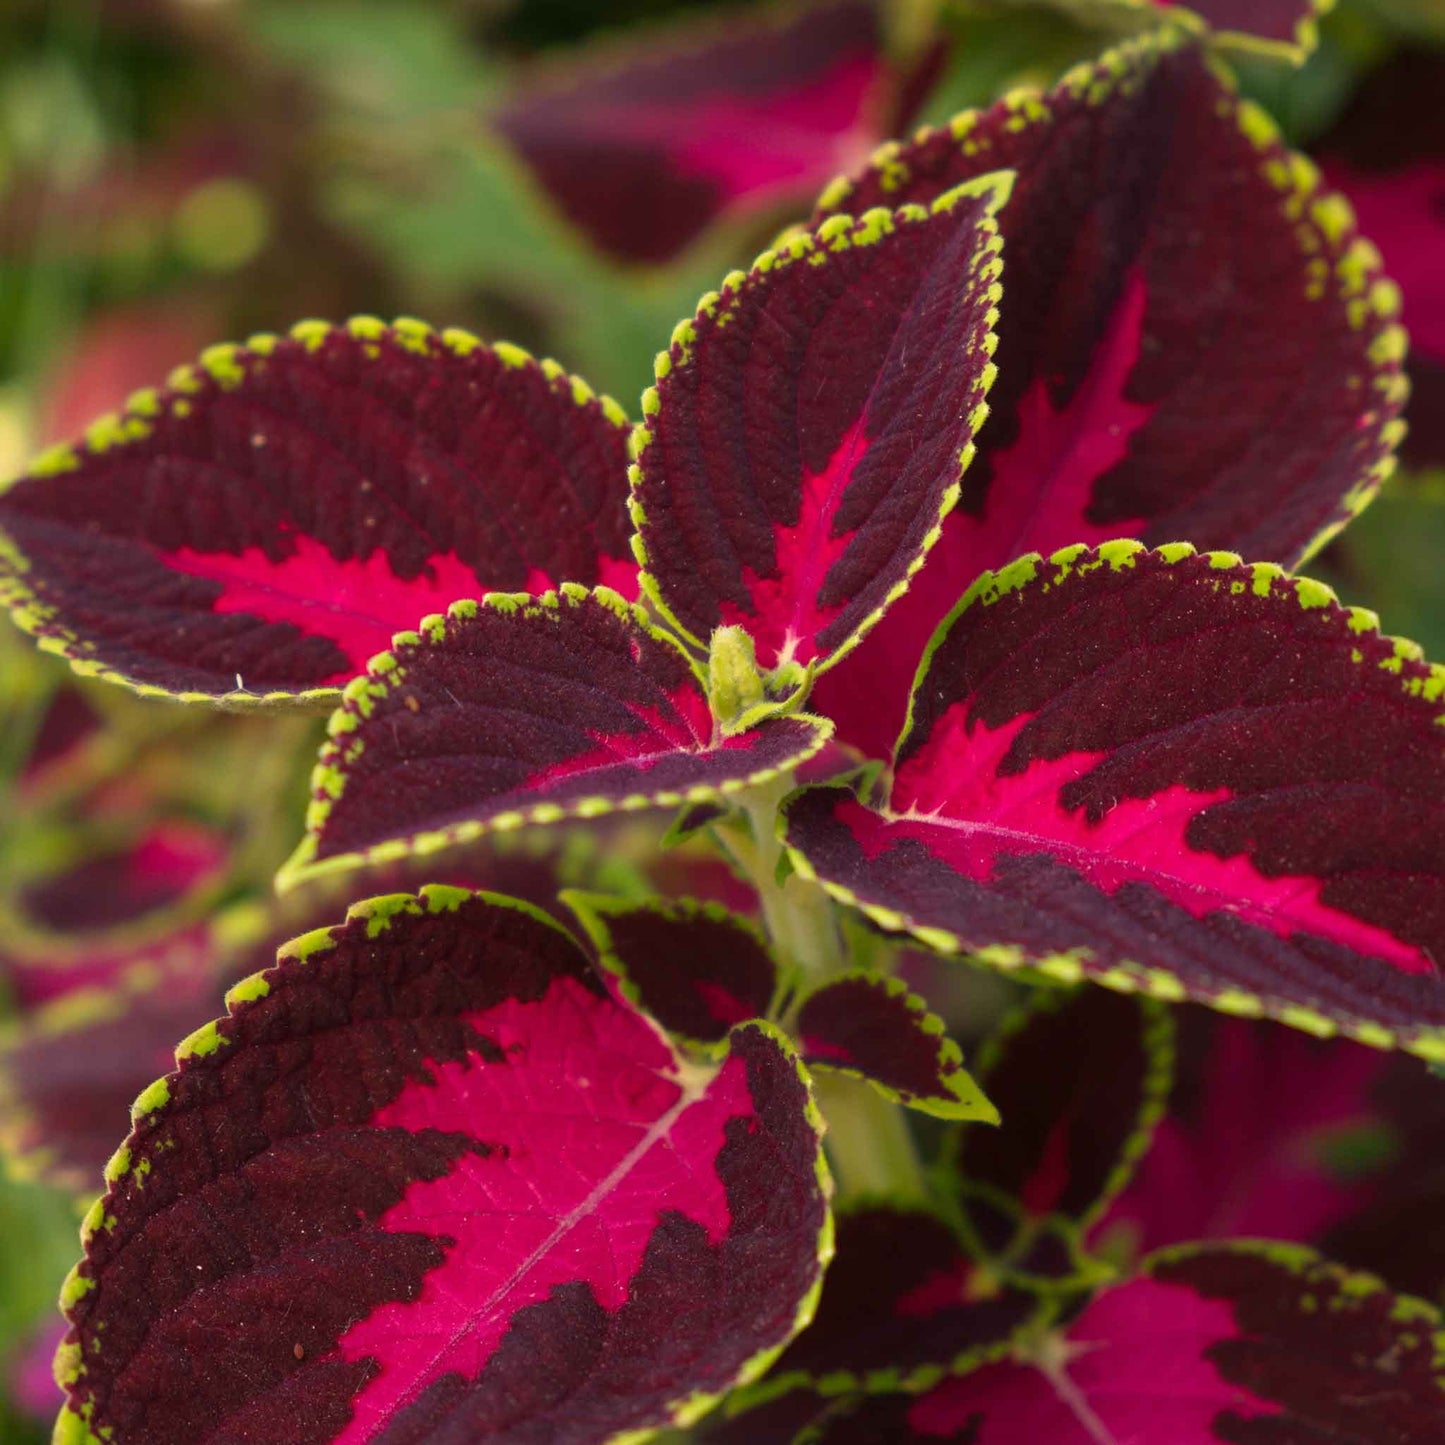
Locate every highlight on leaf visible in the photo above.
<box><xmin>629</xmin><ymin>169</ymin><xmax>1008</xmax><ymax>675</ymax></box>
<box><xmin>808</xmin><ymin>28</ymin><xmax>1408</xmax><ymax>760</ymax></box>
<box><xmin>0</xmin><ymin>319</ymin><xmax>636</xmax><ymax>705</ymax></box>
<box><xmin>53</xmin><ymin>886</ymin><xmax>832</xmax><ymax>1445</ymax></box>
<box><xmin>282</xmin><ymin>586</ymin><xmax>834</xmax><ymax>889</ymax></box>
<box><xmin>784</xmin><ymin>541</ymin><xmax>1445</xmax><ymax>1060</ymax></box>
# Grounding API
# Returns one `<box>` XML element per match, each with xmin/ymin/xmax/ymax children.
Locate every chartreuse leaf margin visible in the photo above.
<box><xmin>0</xmin><ymin>318</ymin><xmax>636</xmax><ymax>708</ymax></box>
<box><xmin>628</xmin><ymin>171</ymin><xmax>1009</xmax><ymax>676</ymax></box>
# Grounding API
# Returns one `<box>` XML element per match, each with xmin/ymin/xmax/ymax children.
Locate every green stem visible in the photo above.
<box><xmin>812</xmin><ymin>1072</ymin><xmax>929</xmax><ymax>1206</ymax></box>
<box><xmin>723</xmin><ymin>776</ymin><xmax>928</xmax><ymax>1204</ymax></box>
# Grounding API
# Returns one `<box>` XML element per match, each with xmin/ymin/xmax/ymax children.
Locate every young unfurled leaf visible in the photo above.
<box><xmin>953</xmin><ymin>988</ymin><xmax>1172</xmax><ymax>1258</ymax></box>
<box><xmin>630</xmin><ymin>173</ymin><xmax>1007</xmax><ymax>674</ymax></box>
<box><xmin>813</xmin><ymin>1243</ymin><xmax>1445</xmax><ymax>1441</ymax></box>
<box><xmin>282</xmin><ymin>588</ymin><xmax>833</xmax><ymax>888</ymax></box>
<box><xmin>493</xmin><ymin>0</ymin><xmax>888</xmax><ymax>266</ymax></box>
<box><xmin>809</xmin><ymin>32</ymin><xmax>1406</xmax><ymax>760</ymax></box>
<box><xmin>762</xmin><ymin>1206</ymin><xmax>1045</xmax><ymax>1395</ymax></box>
<box><xmin>569</xmin><ymin>894</ymin><xmax>780</xmax><ymax>1047</ymax></box>
<box><xmin>1317</xmin><ymin>49</ymin><xmax>1445</xmax><ymax>475</ymax></box>
<box><xmin>0</xmin><ymin>321</ymin><xmax>636</xmax><ymax>704</ymax></box>
<box><xmin>795</xmin><ymin>972</ymin><xmax>997</xmax><ymax>1122</ymax></box>
<box><xmin>54</xmin><ymin>888</ymin><xmax>831</xmax><ymax>1445</ymax></box>
<box><xmin>784</xmin><ymin>543</ymin><xmax>1445</xmax><ymax>1059</ymax></box>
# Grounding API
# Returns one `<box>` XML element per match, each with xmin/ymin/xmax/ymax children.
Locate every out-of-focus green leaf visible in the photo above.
<box><xmin>1323</xmin><ymin>479</ymin><xmax>1445</xmax><ymax>660</ymax></box>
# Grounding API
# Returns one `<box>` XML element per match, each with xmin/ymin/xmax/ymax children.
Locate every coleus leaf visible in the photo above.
<box><xmin>809</xmin><ymin>31</ymin><xmax>1408</xmax><ymax>759</ymax></box>
<box><xmin>568</xmin><ymin>894</ymin><xmax>994</xmax><ymax>1120</ymax></box>
<box><xmin>282</xmin><ymin>587</ymin><xmax>833</xmax><ymax>887</ymax></box>
<box><xmin>16</xmin><ymin>819</ymin><xmax>229</xmax><ymax>937</ymax></box>
<box><xmin>569</xmin><ymin>894</ymin><xmax>782</xmax><ymax>1047</ymax></box>
<box><xmin>762</xmin><ymin>1206</ymin><xmax>1046</xmax><ymax>1395</ymax></box>
<box><xmin>784</xmin><ymin>542</ymin><xmax>1445</xmax><ymax>1059</ymax></box>
<box><xmin>811</xmin><ymin>1242</ymin><xmax>1445</xmax><ymax>1442</ymax></box>
<box><xmin>794</xmin><ymin>973</ymin><xmax>998</xmax><ymax>1122</ymax></box>
<box><xmin>1093</xmin><ymin>1010</ymin><xmax>1396</xmax><ymax>1266</ymax></box>
<box><xmin>54</xmin><ymin>887</ymin><xmax>832</xmax><ymax>1445</ymax></box>
<box><xmin>493</xmin><ymin>0</ymin><xmax>889</xmax><ymax>266</ymax></box>
<box><xmin>953</xmin><ymin>987</ymin><xmax>1172</xmax><ymax>1269</ymax></box>
<box><xmin>629</xmin><ymin>171</ymin><xmax>1008</xmax><ymax>675</ymax></box>
<box><xmin>1316</xmin><ymin>49</ymin><xmax>1445</xmax><ymax>474</ymax></box>
<box><xmin>0</xmin><ymin>319</ymin><xmax>637</xmax><ymax>705</ymax></box>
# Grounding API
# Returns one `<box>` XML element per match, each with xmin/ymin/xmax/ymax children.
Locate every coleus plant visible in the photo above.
<box><xmin>1</xmin><ymin>23</ymin><xmax>1444</xmax><ymax>1445</ymax></box>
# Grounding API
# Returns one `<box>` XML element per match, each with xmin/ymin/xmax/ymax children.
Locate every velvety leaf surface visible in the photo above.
<box><xmin>570</xmin><ymin>894</ymin><xmax>780</xmax><ymax>1047</ymax></box>
<box><xmin>0</xmin><ymin>320</ymin><xmax>637</xmax><ymax>703</ymax></box>
<box><xmin>957</xmin><ymin>987</ymin><xmax>1172</xmax><ymax>1239</ymax></box>
<box><xmin>839</xmin><ymin>1243</ymin><xmax>1445</xmax><ymax>1442</ymax></box>
<box><xmin>764</xmin><ymin>1206</ymin><xmax>1043</xmax><ymax>1393</ymax></box>
<box><xmin>809</xmin><ymin>32</ymin><xmax>1407</xmax><ymax>760</ymax></box>
<box><xmin>784</xmin><ymin>543</ymin><xmax>1445</xmax><ymax>1058</ymax></box>
<box><xmin>796</xmin><ymin>972</ymin><xmax>997</xmax><ymax>1121</ymax></box>
<box><xmin>630</xmin><ymin>173</ymin><xmax>1006</xmax><ymax>672</ymax></box>
<box><xmin>284</xmin><ymin>588</ymin><xmax>833</xmax><ymax>887</ymax></box>
<box><xmin>493</xmin><ymin>1</ymin><xmax>887</xmax><ymax>266</ymax></box>
<box><xmin>1317</xmin><ymin>49</ymin><xmax>1445</xmax><ymax>474</ymax></box>
<box><xmin>55</xmin><ymin>887</ymin><xmax>831</xmax><ymax>1445</ymax></box>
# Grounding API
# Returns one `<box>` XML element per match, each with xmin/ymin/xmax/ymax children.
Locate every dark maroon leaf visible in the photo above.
<box><xmin>809</xmin><ymin>32</ymin><xmax>1408</xmax><ymax>759</ymax></box>
<box><xmin>1094</xmin><ymin>1010</ymin><xmax>1395</xmax><ymax>1267</ymax></box>
<box><xmin>916</xmin><ymin>1243</ymin><xmax>1445</xmax><ymax>1441</ymax></box>
<box><xmin>804</xmin><ymin>1242</ymin><xmax>1445</xmax><ymax>1441</ymax></box>
<box><xmin>0</xmin><ymin>320</ymin><xmax>637</xmax><ymax>703</ymax></box>
<box><xmin>956</xmin><ymin>987</ymin><xmax>1172</xmax><ymax>1240</ymax></box>
<box><xmin>18</xmin><ymin>820</ymin><xmax>228</xmax><ymax>936</ymax></box>
<box><xmin>282</xmin><ymin>587</ymin><xmax>833</xmax><ymax>889</ymax></box>
<box><xmin>568</xmin><ymin>894</ymin><xmax>780</xmax><ymax>1047</ymax></box>
<box><xmin>630</xmin><ymin>172</ymin><xmax>1007</xmax><ymax>673</ymax></box>
<box><xmin>763</xmin><ymin>1206</ymin><xmax>1044</xmax><ymax>1394</ymax></box>
<box><xmin>796</xmin><ymin>972</ymin><xmax>997</xmax><ymax>1121</ymax></box>
<box><xmin>55</xmin><ymin>887</ymin><xmax>831</xmax><ymax>1445</ymax></box>
<box><xmin>494</xmin><ymin>0</ymin><xmax>888</xmax><ymax>266</ymax></box>
<box><xmin>784</xmin><ymin>543</ymin><xmax>1445</xmax><ymax>1059</ymax></box>
<box><xmin>1317</xmin><ymin>49</ymin><xmax>1445</xmax><ymax>474</ymax></box>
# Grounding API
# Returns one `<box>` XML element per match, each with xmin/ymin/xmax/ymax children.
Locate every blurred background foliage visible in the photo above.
<box><xmin>0</xmin><ymin>0</ymin><xmax>1441</xmax><ymax>1436</ymax></box>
